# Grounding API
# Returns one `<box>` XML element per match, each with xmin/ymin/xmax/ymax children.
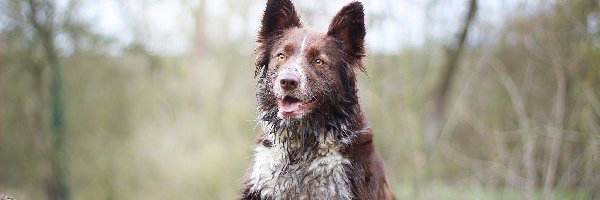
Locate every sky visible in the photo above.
<box><xmin>71</xmin><ymin>0</ymin><xmax>530</xmax><ymax>55</ymax></box>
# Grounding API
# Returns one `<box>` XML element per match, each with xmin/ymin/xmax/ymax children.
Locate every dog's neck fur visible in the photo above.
<box><xmin>249</xmin><ymin>105</ymin><xmax>367</xmax><ymax>199</ymax></box>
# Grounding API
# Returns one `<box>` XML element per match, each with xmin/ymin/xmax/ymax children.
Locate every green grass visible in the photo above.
<box><xmin>392</xmin><ymin>183</ymin><xmax>592</xmax><ymax>200</ymax></box>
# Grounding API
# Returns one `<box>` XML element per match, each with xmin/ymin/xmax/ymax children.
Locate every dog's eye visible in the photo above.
<box><xmin>276</xmin><ymin>53</ymin><xmax>286</xmax><ymax>61</ymax></box>
<box><xmin>314</xmin><ymin>59</ymin><xmax>324</xmax><ymax>67</ymax></box>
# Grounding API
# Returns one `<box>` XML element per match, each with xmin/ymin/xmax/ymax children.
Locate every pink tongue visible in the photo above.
<box><xmin>280</xmin><ymin>101</ymin><xmax>302</xmax><ymax>113</ymax></box>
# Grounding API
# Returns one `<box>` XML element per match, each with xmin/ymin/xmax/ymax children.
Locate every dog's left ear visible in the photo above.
<box><xmin>258</xmin><ymin>0</ymin><xmax>302</xmax><ymax>42</ymax></box>
<box><xmin>255</xmin><ymin>0</ymin><xmax>302</xmax><ymax>77</ymax></box>
<box><xmin>327</xmin><ymin>2</ymin><xmax>366</xmax><ymax>58</ymax></box>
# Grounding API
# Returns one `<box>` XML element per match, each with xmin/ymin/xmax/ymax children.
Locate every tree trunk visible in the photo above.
<box><xmin>543</xmin><ymin>47</ymin><xmax>567</xmax><ymax>198</ymax></box>
<box><xmin>425</xmin><ymin>0</ymin><xmax>478</xmax><ymax>157</ymax></box>
<box><xmin>27</xmin><ymin>0</ymin><xmax>70</xmax><ymax>199</ymax></box>
<box><xmin>194</xmin><ymin>0</ymin><xmax>206</xmax><ymax>58</ymax></box>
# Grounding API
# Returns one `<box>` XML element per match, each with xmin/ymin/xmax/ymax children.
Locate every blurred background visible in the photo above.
<box><xmin>1</xmin><ymin>0</ymin><xmax>599</xmax><ymax>199</ymax></box>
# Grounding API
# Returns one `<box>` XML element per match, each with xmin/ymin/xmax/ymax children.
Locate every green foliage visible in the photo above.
<box><xmin>0</xmin><ymin>0</ymin><xmax>598</xmax><ymax>199</ymax></box>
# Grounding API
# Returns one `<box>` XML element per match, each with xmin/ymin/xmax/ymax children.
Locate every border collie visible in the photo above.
<box><xmin>240</xmin><ymin>1</ymin><xmax>396</xmax><ymax>199</ymax></box>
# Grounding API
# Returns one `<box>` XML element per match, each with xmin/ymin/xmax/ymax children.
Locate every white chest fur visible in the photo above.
<box><xmin>249</xmin><ymin>133</ymin><xmax>352</xmax><ymax>200</ymax></box>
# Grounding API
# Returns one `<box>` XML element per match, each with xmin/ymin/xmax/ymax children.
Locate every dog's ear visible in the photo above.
<box><xmin>255</xmin><ymin>0</ymin><xmax>302</xmax><ymax>77</ymax></box>
<box><xmin>258</xmin><ymin>0</ymin><xmax>302</xmax><ymax>41</ymax></box>
<box><xmin>327</xmin><ymin>2</ymin><xmax>366</xmax><ymax>58</ymax></box>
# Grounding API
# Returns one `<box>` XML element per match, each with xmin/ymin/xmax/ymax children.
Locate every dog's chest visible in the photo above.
<box><xmin>249</xmin><ymin>134</ymin><xmax>352</xmax><ymax>200</ymax></box>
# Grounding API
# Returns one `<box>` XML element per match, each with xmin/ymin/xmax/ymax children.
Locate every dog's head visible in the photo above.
<box><xmin>255</xmin><ymin>0</ymin><xmax>366</xmax><ymax>121</ymax></box>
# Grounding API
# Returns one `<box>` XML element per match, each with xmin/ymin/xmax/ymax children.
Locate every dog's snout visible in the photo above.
<box><xmin>278</xmin><ymin>73</ymin><xmax>300</xmax><ymax>91</ymax></box>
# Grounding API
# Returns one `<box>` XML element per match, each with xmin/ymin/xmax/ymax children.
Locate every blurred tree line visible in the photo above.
<box><xmin>446</xmin><ymin>0</ymin><xmax>600</xmax><ymax>198</ymax></box>
<box><xmin>0</xmin><ymin>0</ymin><xmax>598</xmax><ymax>199</ymax></box>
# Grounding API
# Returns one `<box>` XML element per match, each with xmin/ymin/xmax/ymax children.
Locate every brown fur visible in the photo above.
<box><xmin>241</xmin><ymin>1</ymin><xmax>395</xmax><ymax>199</ymax></box>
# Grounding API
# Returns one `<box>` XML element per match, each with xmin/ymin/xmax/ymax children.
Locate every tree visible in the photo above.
<box><xmin>425</xmin><ymin>0</ymin><xmax>478</xmax><ymax>157</ymax></box>
<box><xmin>26</xmin><ymin>0</ymin><xmax>69</xmax><ymax>199</ymax></box>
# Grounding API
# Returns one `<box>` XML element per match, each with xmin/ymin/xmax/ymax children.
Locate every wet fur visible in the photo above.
<box><xmin>241</xmin><ymin>1</ymin><xmax>395</xmax><ymax>199</ymax></box>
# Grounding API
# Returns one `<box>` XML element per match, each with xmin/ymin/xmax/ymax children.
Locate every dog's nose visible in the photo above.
<box><xmin>278</xmin><ymin>73</ymin><xmax>300</xmax><ymax>91</ymax></box>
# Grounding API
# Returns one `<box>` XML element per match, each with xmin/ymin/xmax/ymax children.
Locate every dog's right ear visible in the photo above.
<box><xmin>327</xmin><ymin>2</ymin><xmax>366</xmax><ymax>59</ymax></box>
<box><xmin>255</xmin><ymin>0</ymin><xmax>302</xmax><ymax>77</ymax></box>
<box><xmin>258</xmin><ymin>0</ymin><xmax>302</xmax><ymax>41</ymax></box>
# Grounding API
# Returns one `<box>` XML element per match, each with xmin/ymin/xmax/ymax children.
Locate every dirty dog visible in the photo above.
<box><xmin>240</xmin><ymin>0</ymin><xmax>396</xmax><ymax>199</ymax></box>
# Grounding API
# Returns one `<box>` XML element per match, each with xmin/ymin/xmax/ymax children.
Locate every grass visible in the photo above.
<box><xmin>392</xmin><ymin>183</ymin><xmax>592</xmax><ymax>200</ymax></box>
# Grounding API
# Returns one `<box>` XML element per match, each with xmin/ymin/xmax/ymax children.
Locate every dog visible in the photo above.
<box><xmin>240</xmin><ymin>0</ymin><xmax>396</xmax><ymax>199</ymax></box>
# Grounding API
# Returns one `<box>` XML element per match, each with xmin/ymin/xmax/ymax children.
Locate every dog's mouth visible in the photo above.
<box><xmin>277</xmin><ymin>95</ymin><xmax>320</xmax><ymax>118</ymax></box>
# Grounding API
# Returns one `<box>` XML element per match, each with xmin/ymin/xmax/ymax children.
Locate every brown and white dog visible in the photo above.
<box><xmin>240</xmin><ymin>0</ymin><xmax>395</xmax><ymax>199</ymax></box>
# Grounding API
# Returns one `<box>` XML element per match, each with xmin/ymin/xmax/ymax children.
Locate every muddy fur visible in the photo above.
<box><xmin>240</xmin><ymin>0</ymin><xmax>396</xmax><ymax>199</ymax></box>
